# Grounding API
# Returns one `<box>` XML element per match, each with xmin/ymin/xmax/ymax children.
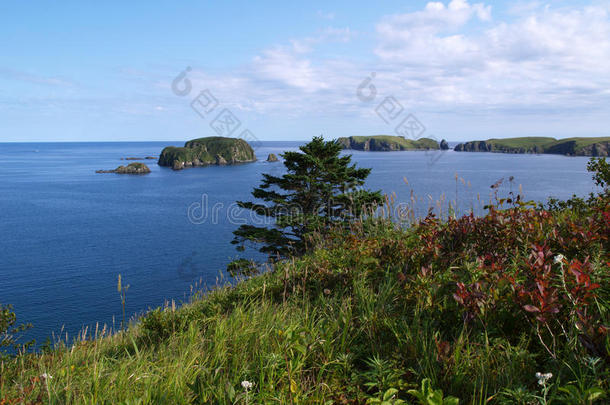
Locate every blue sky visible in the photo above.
<box><xmin>1</xmin><ymin>0</ymin><xmax>609</xmax><ymax>142</ymax></box>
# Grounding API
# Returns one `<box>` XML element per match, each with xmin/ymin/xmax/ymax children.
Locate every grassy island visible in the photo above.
<box><xmin>158</xmin><ymin>137</ymin><xmax>256</xmax><ymax>170</ymax></box>
<box><xmin>454</xmin><ymin>136</ymin><xmax>610</xmax><ymax>156</ymax></box>
<box><xmin>338</xmin><ymin>135</ymin><xmax>440</xmax><ymax>151</ymax></box>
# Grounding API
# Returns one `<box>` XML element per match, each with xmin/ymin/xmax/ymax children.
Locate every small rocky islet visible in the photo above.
<box><xmin>121</xmin><ymin>156</ymin><xmax>157</xmax><ymax>161</ymax></box>
<box><xmin>158</xmin><ymin>136</ymin><xmax>256</xmax><ymax>170</ymax></box>
<box><xmin>266</xmin><ymin>153</ymin><xmax>279</xmax><ymax>162</ymax></box>
<box><xmin>96</xmin><ymin>162</ymin><xmax>151</xmax><ymax>174</ymax></box>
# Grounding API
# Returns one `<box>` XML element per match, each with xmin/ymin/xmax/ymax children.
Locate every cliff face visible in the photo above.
<box><xmin>546</xmin><ymin>140</ymin><xmax>610</xmax><ymax>156</ymax></box>
<box><xmin>338</xmin><ymin>136</ymin><xmax>439</xmax><ymax>151</ymax></box>
<box><xmin>158</xmin><ymin>137</ymin><xmax>256</xmax><ymax>170</ymax></box>
<box><xmin>454</xmin><ymin>137</ymin><xmax>610</xmax><ymax>156</ymax></box>
<box><xmin>454</xmin><ymin>141</ymin><xmax>492</xmax><ymax>152</ymax></box>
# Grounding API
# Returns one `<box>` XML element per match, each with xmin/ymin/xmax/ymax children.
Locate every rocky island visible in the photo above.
<box><xmin>96</xmin><ymin>162</ymin><xmax>151</xmax><ymax>174</ymax></box>
<box><xmin>337</xmin><ymin>135</ymin><xmax>440</xmax><ymax>151</ymax></box>
<box><xmin>454</xmin><ymin>136</ymin><xmax>610</xmax><ymax>156</ymax></box>
<box><xmin>121</xmin><ymin>156</ymin><xmax>157</xmax><ymax>161</ymax></box>
<box><xmin>266</xmin><ymin>153</ymin><xmax>279</xmax><ymax>162</ymax></box>
<box><xmin>158</xmin><ymin>137</ymin><xmax>256</xmax><ymax>170</ymax></box>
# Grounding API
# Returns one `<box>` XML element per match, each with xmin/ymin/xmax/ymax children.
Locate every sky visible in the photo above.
<box><xmin>1</xmin><ymin>0</ymin><xmax>610</xmax><ymax>142</ymax></box>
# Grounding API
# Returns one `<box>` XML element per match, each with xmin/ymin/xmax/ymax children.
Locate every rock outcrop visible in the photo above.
<box><xmin>158</xmin><ymin>137</ymin><xmax>256</xmax><ymax>170</ymax></box>
<box><xmin>440</xmin><ymin>139</ymin><xmax>449</xmax><ymax>150</ymax></box>
<box><xmin>267</xmin><ymin>153</ymin><xmax>279</xmax><ymax>162</ymax></box>
<box><xmin>96</xmin><ymin>163</ymin><xmax>151</xmax><ymax>174</ymax></box>
<box><xmin>337</xmin><ymin>135</ymin><xmax>440</xmax><ymax>151</ymax></box>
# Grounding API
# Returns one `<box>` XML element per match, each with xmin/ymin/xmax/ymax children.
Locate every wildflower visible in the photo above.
<box><xmin>241</xmin><ymin>380</ymin><xmax>254</xmax><ymax>390</ymax></box>
<box><xmin>554</xmin><ymin>254</ymin><xmax>565</xmax><ymax>264</ymax></box>
<box><xmin>41</xmin><ymin>373</ymin><xmax>53</xmax><ymax>380</ymax></box>
<box><xmin>535</xmin><ymin>372</ymin><xmax>552</xmax><ymax>385</ymax></box>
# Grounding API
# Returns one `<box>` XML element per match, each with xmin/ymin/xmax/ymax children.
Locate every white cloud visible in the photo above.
<box><xmin>180</xmin><ymin>1</ymin><xmax>610</xmax><ymax>125</ymax></box>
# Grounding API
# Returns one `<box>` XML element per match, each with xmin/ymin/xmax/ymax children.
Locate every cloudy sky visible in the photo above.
<box><xmin>1</xmin><ymin>0</ymin><xmax>610</xmax><ymax>142</ymax></box>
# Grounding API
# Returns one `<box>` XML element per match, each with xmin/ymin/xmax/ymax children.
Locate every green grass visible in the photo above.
<box><xmin>486</xmin><ymin>137</ymin><xmax>557</xmax><ymax>149</ymax></box>
<box><xmin>457</xmin><ymin>136</ymin><xmax>610</xmax><ymax>155</ymax></box>
<box><xmin>1</xmin><ymin>194</ymin><xmax>608</xmax><ymax>403</ymax></box>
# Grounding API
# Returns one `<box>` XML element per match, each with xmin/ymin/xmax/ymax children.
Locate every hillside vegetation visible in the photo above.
<box><xmin>158</xmin><ymin>137</ymin><xmax>256</xmax><ymax>170</ymax></box>
<box><xmin>454</xmin><ymin>136</ymin><xmax>610</xmax><ymax>156</ymax></box>
<box><xmin>338</xmin><ymin>136</ymin><xmax>440</xmax><ymax>151</ymax></box>
<box><xmin>1</xmin><ymin>189</ymin><xmax>608</xmax><ymax>403</ymax></box>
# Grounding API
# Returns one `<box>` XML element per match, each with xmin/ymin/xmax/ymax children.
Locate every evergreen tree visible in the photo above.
<box><xmin>232</xmin><ymin>136</ymin><xmax>383</xmax><ymax>258</ymax></box>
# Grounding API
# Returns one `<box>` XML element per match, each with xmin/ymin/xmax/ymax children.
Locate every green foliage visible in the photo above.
<box><xmin>557</xmin><ymin>384</ymin><xmax>606</xmax><ymax>404</ymax></box>
<box><xmin>407</xmin><ymin>378</ymin><xmax>459</xmax><ymax>405</ymax></box>
<box><xmin>232</xmin><ymin>136</ymin><xmax>383</xmax><ymax>258</ymax></box>
<box><xmin>158</xmin><ymin>136</ymin><xmax>256</xmax><ymax>167</ymax></box>
<box><xmin>367</xmin><ymin>388</ymin><xmax>406</xmax><ymax>404</ymax></box>
<box><xmin>0</xmin><ymin>303</ymin><xmax>33</xmax><ymax>357</ymax></box>
<box><xmin>587</xmin><ymin>157</ymin><xmax>610</xmax><ymax>189</ymax></box>
<box><xmin>226</xmin><ymin>258</ymin><xmax>259</xmax><ymax>278</ymax></box>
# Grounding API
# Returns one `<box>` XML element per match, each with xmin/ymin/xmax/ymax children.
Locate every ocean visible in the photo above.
<box><xmin>0</xmin><ymin>141</ymin><xmax>598</xmax><ymax>346</ymax></box>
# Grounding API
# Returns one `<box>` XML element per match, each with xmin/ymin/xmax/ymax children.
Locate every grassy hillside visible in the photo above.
<box><xmin>455</xmin><ymin>136</ymin><xmax>610</xmax><ymax>156</ymax></box>
<box><xmin>487</xmin><ymin>137</ymin><xmax>557</xmax><ymax>149</ymax></box>
<box><xmin>338</xmin><ymin>135</ymin><xmax>439</xmax><ymax>151</ymax></box>
<box><xmin>1</xmin><ymin>193</ymin><xmax>608</xmax><ymax>403</ymax></box>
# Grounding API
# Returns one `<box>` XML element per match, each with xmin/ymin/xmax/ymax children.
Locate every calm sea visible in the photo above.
<box><xmin>0</xmin><ymin>141</ymin><xmax>598</xmax><ymax>346</ymax></box>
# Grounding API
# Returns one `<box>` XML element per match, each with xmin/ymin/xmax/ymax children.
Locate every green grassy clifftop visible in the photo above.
<box><xmin>158</xmin><ymin>137</ymin><xmax>256</xmax><ymax>170</ymax></box>
<box><xmin>454</xmin><ymin>136</ymin><xmax>610</xmax><ymax>156</ymax></box>
<box><xmin>338</xmin><ymin>135</ymin><xmax>440</xmax><ymax>151</ymax></box>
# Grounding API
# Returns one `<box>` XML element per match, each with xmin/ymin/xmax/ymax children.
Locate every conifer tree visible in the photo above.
<box><xmin>231</xmin><ymin>136</ymin><xmax>382</xmax><ymax>258</ymax></box>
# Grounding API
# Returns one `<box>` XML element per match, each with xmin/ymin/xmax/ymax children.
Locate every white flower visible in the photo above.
<box><xmin>41</xmin><ymin>373</ymin><xmax>53</xmax><ymax>380</ymax></box>
<box><xmin>241</xmin><ymin>380</ymin><xmax>254</xmax><ymax>390</ymax></box>
<box><xmin>554</xmin><ymin>254</ymin><xmax>565</xmax><ymax>264</ymax></box>
<box><xmin>536</xmin><ymin>372</ymin><xmax>553</xmax><ymax>385</ymax></box>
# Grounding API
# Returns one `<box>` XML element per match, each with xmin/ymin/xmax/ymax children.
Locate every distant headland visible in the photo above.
<box><xmin>454</xmin><ymin>136</ymin><xmax>610</xmax><ymax>156</ymax></box>
<box><xmin>337</xmin><ymin>135</ymin><xmax>442</xmax><ymax>151</ymax></box>
<box><xmin>158</xmin><ymin>137</ymin><xmax>256</xmax><ymax>170</ymax></box>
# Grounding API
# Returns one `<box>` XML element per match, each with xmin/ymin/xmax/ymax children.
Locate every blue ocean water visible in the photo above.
<box><xmin>0</xmin><ymin>141</ymin><xmax>598</xmax><ymax>345</ymax></box>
